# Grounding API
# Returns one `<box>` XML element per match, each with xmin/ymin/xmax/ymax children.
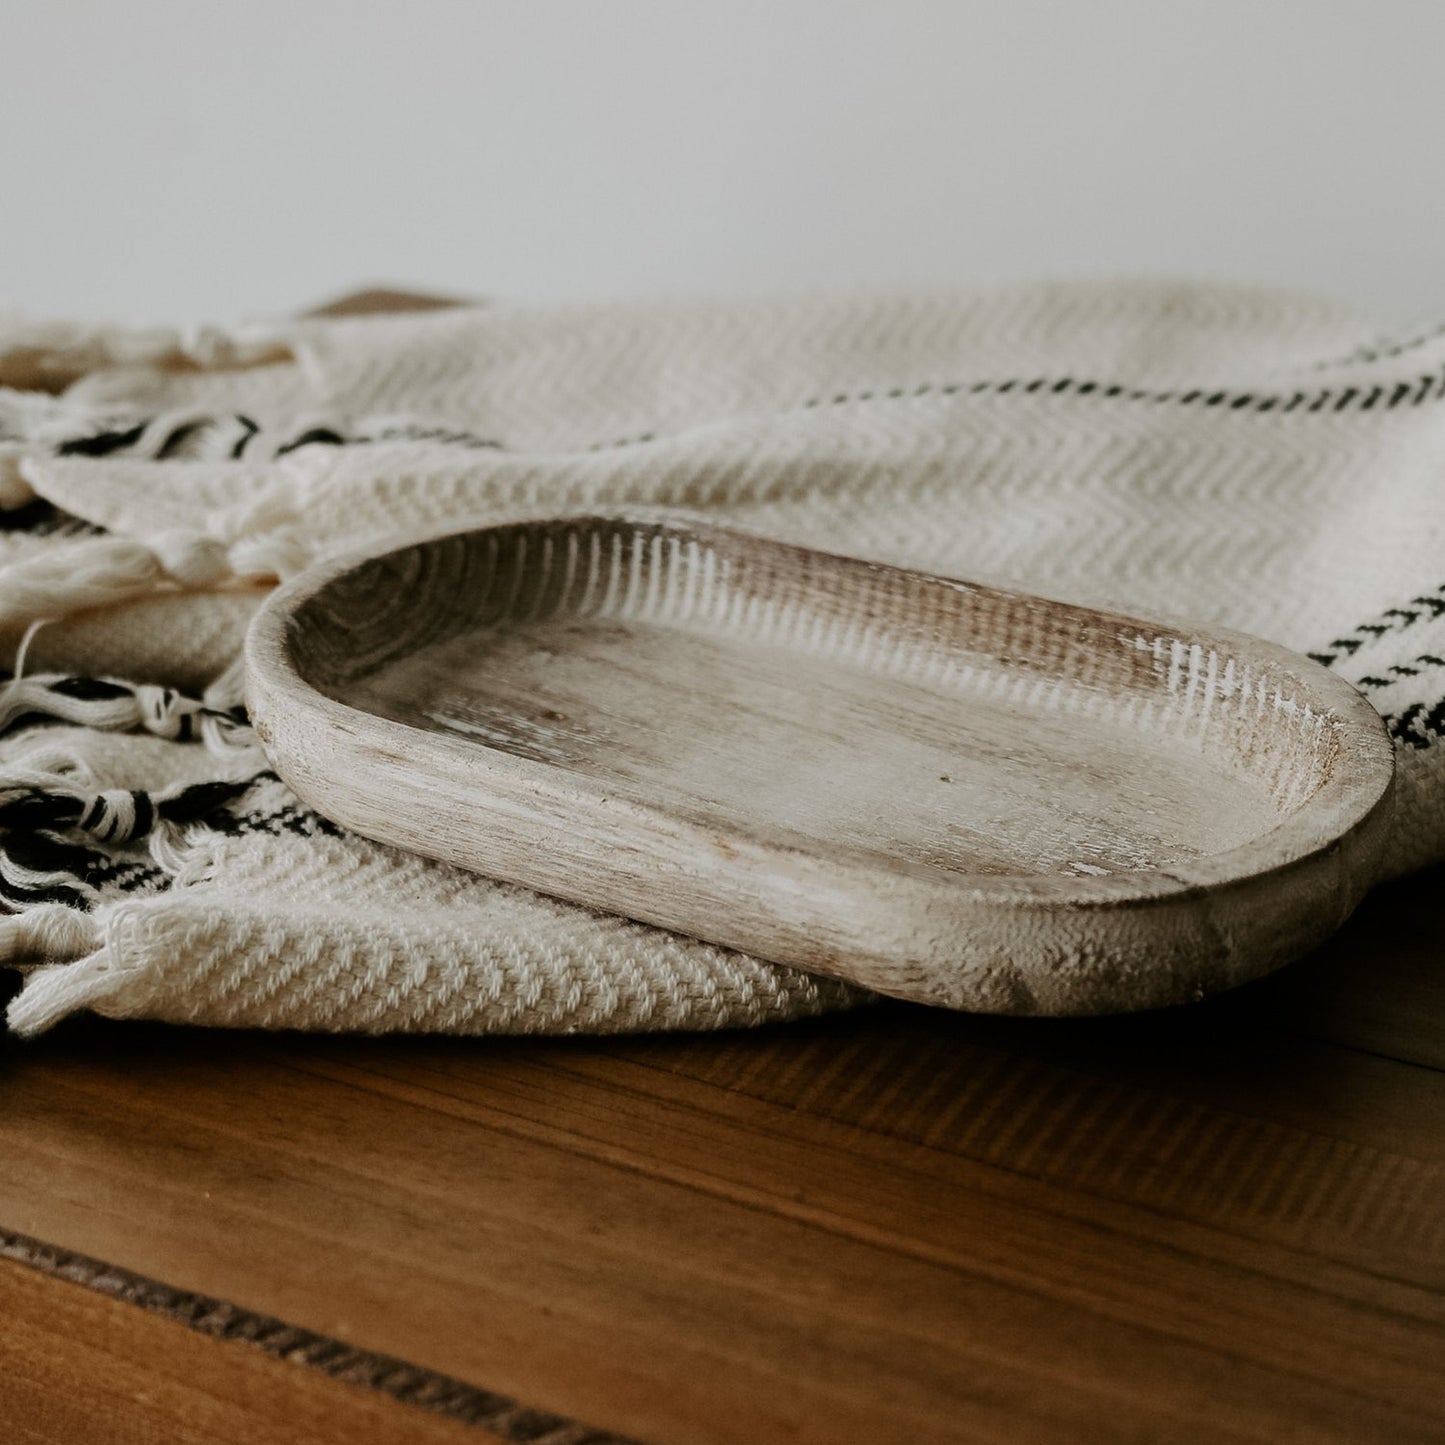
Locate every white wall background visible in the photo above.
<box><xmin>3</xmin><ymin>0</ymin><xmax>1442</xmax><ymax>327</ymax></box>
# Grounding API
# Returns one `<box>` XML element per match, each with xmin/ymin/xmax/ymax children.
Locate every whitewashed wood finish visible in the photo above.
<box><xmin>245</xmin><ymin>513</ymin><xmax>1396</xmax><ymax>1015</ymax></box>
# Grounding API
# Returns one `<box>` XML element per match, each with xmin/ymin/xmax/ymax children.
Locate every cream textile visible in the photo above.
<box><xmin>1</xmin><ymin>281</ymin><xmax>1441</xmax><ymax>1035</ymax></box>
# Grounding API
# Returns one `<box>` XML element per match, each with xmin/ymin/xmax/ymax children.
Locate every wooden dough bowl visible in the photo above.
<box><xmin>245</xmin><ymin>512</ymin><xmax>1395</xmax><ymax>1015</ymax></box>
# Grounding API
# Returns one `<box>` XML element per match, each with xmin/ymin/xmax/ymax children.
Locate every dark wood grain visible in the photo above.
<box><xmin>0</xmin><ymin>1252</ymin><xmax>495</xmax><ymax>1445</ymax></box>
<box><xmin>2</xmin><ymin>868</ymin><xmax>1442</xmax><ymax>1444</ymax></box>
<box><xmin>0</xmin><ymin>1231</ymin><xmax>627</xmax><ymax>1444</ymax></box>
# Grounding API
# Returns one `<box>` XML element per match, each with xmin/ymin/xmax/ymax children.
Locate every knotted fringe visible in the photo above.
<box><xmin>0</xmin><ymin>773</ymin><xmax>261</xmax><ymax>848</ymax></box>
<box><xmin>0</xmin><ymin>524</ymin><xmax>310</xmax><ymax>627</ymax></box>
<box><xmin>0</xmin><ymin>536</ymin><xmax>166</xmax><ymax>622</ymax></box>
<box><xmin>0</xmin><ymin>394</ymin><xmax>317</xmax><ymax>626</ymax></box>
<box><xmin>1</xmin><ymin>900</ymin><xmax>112</xmax><ymax>1037</ymax></box>
<box><xmin>0</xmin><ymin>821</ymin><xmax>107</xmax><ymax>909</ymax></box>
<box><xmin>0</xmin><ymin>771</ymin><xmax>275</xmax><ymax>1037</ymax></box>
<box><xmin>0</xmin><ymin>672</ymin><xmax>248</xmax><ymax>747</ymax></box>
<box><xmin>0</xmin><ymin>763</ymin><xmax>267</xmax><ymax>911</ymax></box>
<box><xmin>0</xmin><ymin>901</ymin><xmax>99</xmax><ymax>965</ymax></box>
<box><xmin>0</xmin><ymin>406</ymin><xmax>305</xmax><ymax>957</ymax></box>
<box><xmin>0</xmin><ymin>311</ymin><xmax>288</xmax><ymax>381</ymax></box>
<box><xmin>0</xmin><ymin>642</ymin><xmax>270</xmax><ymax>914</ymax></box>
<box><xmin>5</xmin><ymin>948</ymin><xmax>114</xmax><ymax>1036</ymax></box>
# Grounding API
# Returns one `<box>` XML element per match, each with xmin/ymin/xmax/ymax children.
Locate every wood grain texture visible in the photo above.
<box><xmin>0</xmin><ymin>1254</ymin><xmax>495</xmax><ymax>1445</ymax></box>
<box><xmin>247</xmin><ymin>511</ymin><xmax>1395</xmax><ymax>1015</ymax></box>
<box><xmin>0</xmin><ymin>1231</ymin><xmax>625</xmax><ymax>1444</ymax></box>
<box><xmin>2</xmin><ymin>868</ymin><xmax>1442</xmax><ymax>1444</ymax></box>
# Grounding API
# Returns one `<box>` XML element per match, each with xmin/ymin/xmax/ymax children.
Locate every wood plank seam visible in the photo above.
<box><xmin>301</xmin><ymin>1054</ymin><xmax>1445</xmax><ymax>1357</ymax></box>
<box><xmin>0</xmin><ymin>1226</ymin><xmax>637</xmax><ymax>1445</ymax></box>
<box><xmin>541</xmin><ymin>1046</ymin><xmax>1445</xmax><ymax>1264</ymax></box>
<box><xmin>579</xmin><ymin>1037</ymin><xmax>1445</xmax><ymax>1273</ymax></box>
<box><xmin>1269</xmin><ymin>1026</ymin><xmax>1445</xmax><ymax>1077</ymax></box>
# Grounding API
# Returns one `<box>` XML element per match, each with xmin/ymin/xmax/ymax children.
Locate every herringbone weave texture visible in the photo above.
<box><xmin>1</xmin><ymin>282</ymin><xmax>1441</xmax><ymax>1034</ymax></box>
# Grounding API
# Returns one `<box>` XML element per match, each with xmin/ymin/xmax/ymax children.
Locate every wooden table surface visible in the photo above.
<box><xmin>1</xmin><ymin>867</ymin><xmax>1442</xmax><ymax>1445</ymax></box>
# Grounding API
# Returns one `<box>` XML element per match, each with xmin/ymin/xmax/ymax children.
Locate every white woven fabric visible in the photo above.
<box><xmin>1</xmin><ymin>281</ymin><xmax>1442</xmax><ymax>1036</ymax></box>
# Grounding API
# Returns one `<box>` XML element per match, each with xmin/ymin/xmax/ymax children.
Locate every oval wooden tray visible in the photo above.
<box><xmin>245</xmin><ymin>512</ymin><xmax>1395</xmax><ymax>1015</ymax></box>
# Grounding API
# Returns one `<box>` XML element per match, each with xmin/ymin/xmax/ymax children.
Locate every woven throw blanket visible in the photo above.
<box><xmin>1</xmin><ymin>281</ymin><xmax>1442</xmax><ymax>1037</ymax></box>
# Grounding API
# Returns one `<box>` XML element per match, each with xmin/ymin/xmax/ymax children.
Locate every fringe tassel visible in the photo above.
<box><xmin>0</xmin><ymin>315</ymin><xmax>291</xmax><ymax>394</ymax></box>
<box><xmin>7</xmin><ymin>951</ymin><xmax>118</xmax><ymax>1037</ymax></box>
<box><xmin>0</xmin><ymin>902</ymin><xmax>99</xmax><ymax>966</ymax></box>
<box><xmin>0</xmin><ymin>772</ymin><xmax>263</xmax><ymax>851</ymax></box>
<box><xmin>0</xmin><ymin>769</ymin><xmax>268</xmax><ymax>923</ymax></box>
<box><xmin>0</xmin><ymin>670</ymin><xmax>247</xmax><ymax>744</ymax></box>
<box><xmin>0</xmin><ymin>536</ymin><xmax>167</xmax><ymax>624</ymax></box>
<box><xmin>0</xmin><ymin>653</ymin><xmax>271</xmax><ymax>926</ymax></box>
<box><xmin>0</xmin><ymin>829</ymin><xmax>104</xmax><ymax>910</ymax></box>
<box><xmin>0</xmin><ymin>506</ymin><xmax>311</xmax><ymax>628</ymax></box>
